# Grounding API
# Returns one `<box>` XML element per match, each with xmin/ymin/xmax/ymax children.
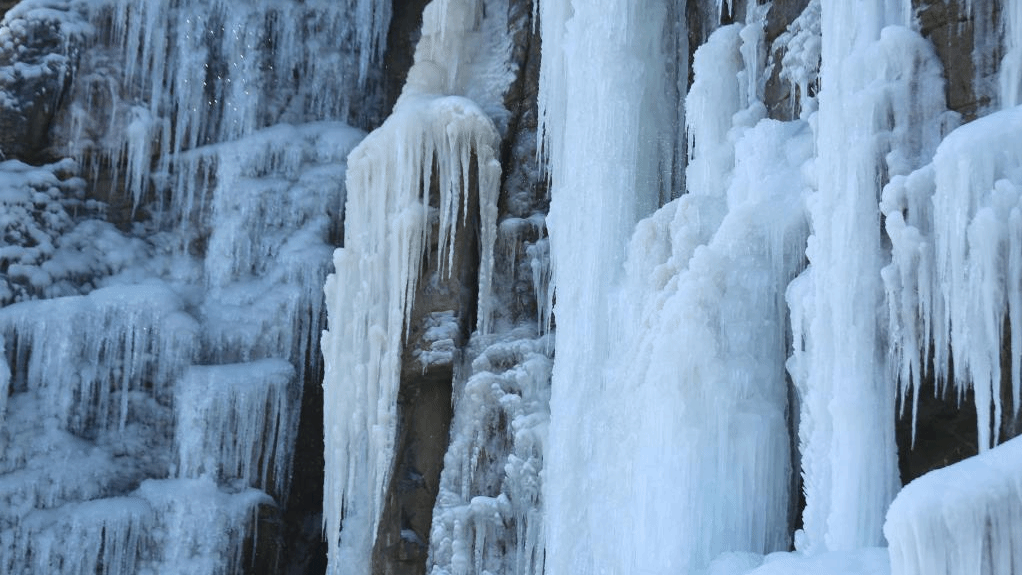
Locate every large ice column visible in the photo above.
<box><xmin>321</xmin><ymin>1</ymin><xmax>503</xmax><ymax>572</ymax></box>
<box><xmin>793</xmin><ymin>0</ymin><xmax>945</xmax><ymax>552</ymax></box>
<box><xmin>883</xmin><ymin>106</ymin><xmax>1022</xmax><ymax>451</ymax></box>
<box><xmin>538</xmin><ymin>0</ymin><xmax>695</xmax><ymax>572</ymax></box>
<box><xmin>884</xmin><ymin>435</ymin><xmax>1022</xmax><ymax>575</ymax></box>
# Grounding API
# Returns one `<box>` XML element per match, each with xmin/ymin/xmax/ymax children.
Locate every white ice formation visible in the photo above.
<box><xmin>885</xmin><ymin>436</ymin><xmax>1022</xmax><ymax>575</ymax></box>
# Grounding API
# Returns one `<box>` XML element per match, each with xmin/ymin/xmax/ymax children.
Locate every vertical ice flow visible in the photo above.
<box><xmin>541</xmin><ymin>0</ymin><xmax>809</xmax><ymax>571</ymax></box>
<box><xmin>795</xmin><ymin>0</ymin><xmax>944</xmax><ymax>553</ymax></box>
<box><xmin>539</xmin><ymin>0</ymin><xmax>673</xmax><ymax>571</ymax></box>
<box><xmin>321</xmin><ymin>1</ymin><xmax>502</xmax><ymax>572</ymax></box>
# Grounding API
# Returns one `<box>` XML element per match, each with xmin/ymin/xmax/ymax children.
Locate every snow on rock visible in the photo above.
<box><xmin>321</xmin><ymin>1</ymin><xmax>503</xmax><ymax>572</ymax></box>
<box><xmin>883</xmin><ymin>104</ymin><xmax>1022</xmax><ymax>451</ymax></box>
<box><xmin>175</xmin><ymin>359</ymin><xmax>297</xmax><ymax>497</ymax></box>
<box><xmin>793</xmin><ymin>2</ymin><xmax>947</xmax><ymax>553</ymax></box>
<box><xmin>427</xmin><ymin>331</ymin><xmax>551</xmax><ymax>575</ymax></box>
<box><xmin>0</xmin><ymin>159</ymin><xmax>145</xmax><ymax>306</ymax></box>
<box><xmin>885</xmin><ymin>436</ymin><xmax>1022</xmax><ymax>575</ymax></box>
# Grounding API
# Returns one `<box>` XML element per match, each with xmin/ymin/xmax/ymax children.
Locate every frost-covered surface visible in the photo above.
<box><xmin>884</xmin><ymin>436</ymin><xmax>1022</xmax><ymax>575</ymax></box>
<box><xmin>427</xmin><ymin>331</ymin><xmax>551</xmax><ymax>575</ymax></box>
<box><xmin>0</xmin><ymin>159</ymin><xmax>145</xmax><ymax>305</ymax></box>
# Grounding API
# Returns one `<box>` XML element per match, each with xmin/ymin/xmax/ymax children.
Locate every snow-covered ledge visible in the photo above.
<box><xmin>884</xmin><ymin>436</ymin><xmax>1022</xmax><ymax>575</ymax></box>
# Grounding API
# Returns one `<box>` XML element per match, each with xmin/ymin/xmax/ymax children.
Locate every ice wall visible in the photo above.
<box><xmin>321</xmin><ymin>1</ymin><xmax>504</xmax><ymax>571</ymax></box>
<box><xmin>0</xmin><ymin>0</ymin><xmax>378</xmax><ymax>572</ymax></box>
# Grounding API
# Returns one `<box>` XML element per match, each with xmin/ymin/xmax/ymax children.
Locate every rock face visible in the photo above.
<box><xmin>0</xmin><ymin>4</ymin><xmax>79</xmax><ymax>163</ymax></box>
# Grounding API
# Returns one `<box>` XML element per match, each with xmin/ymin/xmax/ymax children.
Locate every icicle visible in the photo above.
<box><xmin>322</xmin><ymin>94</ymin><xmax>500</xmax><ymax>575</ymax></box>
<box><xmin>885</xmin><ymin>435</ymin><xmax>1022</xmax><ymax>575</ymax></box>
<box><xmin>175</xmin><ymin>359</ymin><xmax>297</xmax><ymax>498</ymax></box>
<box><xmin>0</xmin><ymin>283</ymin><xmax>198</xmax><ymax>436</ymax></box>
<box><xmin>882</xmin><ymin>106</ymin><xmax>1022</xmax><ymax>450</ymax></box>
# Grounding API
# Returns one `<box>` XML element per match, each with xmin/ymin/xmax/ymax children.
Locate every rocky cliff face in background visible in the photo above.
<box><xmin>0</xmin><ymin>0</ymin><xmax>1015</xmax><ymax>574</ymax></box>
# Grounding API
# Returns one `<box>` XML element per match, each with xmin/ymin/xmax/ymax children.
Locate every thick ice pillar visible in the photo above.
<box><xmin>792</xmin><ymin>0</ymin><xmax>911</xmax><ymax>553</ymax></box>
<box><xmin>539</xmin><ymin>0</ymin><xmax>682</xmax><ymax>572</ymax></box>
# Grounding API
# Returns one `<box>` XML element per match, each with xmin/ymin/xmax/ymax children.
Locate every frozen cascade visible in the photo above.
<box><xmin>885</xmin><ymin>435</ymin><xmax>1022</xmax><ymax>575</ymax></box>
<box><xmin>540</xmin><ymin>0</ymin><xmax>810</xmax><ymax>572</ymax></box>
<box><xmin>132</xmin><ymin>477</ymin><xmax>271</xmax><ymax>575</ymax></box>
<box><xmin>789</xmin><ymin>0</ymin><xmax>949</xmax><ymax>553</ymax></box>
<box><xmin>4</xmin><ymin>496</ymin><xmax>151</xmax><ymax>575</ymax></box>
<box><xmin>321</xmin><ymin>0</ymin><xmax>505</xmax><ymax>572</ymax></box>
<box><xmin>0</xmin><ymin>283</ymin><xmax>198</xmax><ymax>436</ymax></box>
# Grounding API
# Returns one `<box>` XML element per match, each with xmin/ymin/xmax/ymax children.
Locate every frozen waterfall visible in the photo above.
<box><xmin>4</xmin><ymin>0</ymin><xmax>1022</xmax><ymax>574</ymax></box>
